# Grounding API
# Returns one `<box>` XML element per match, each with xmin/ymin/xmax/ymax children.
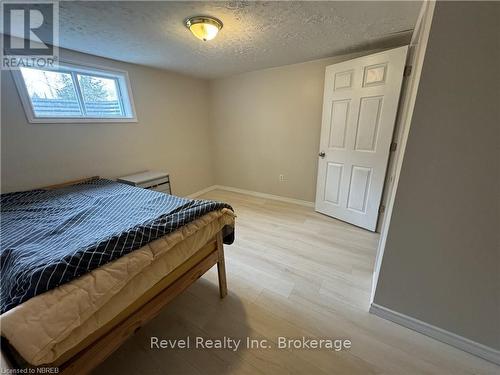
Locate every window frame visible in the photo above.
<box><xmin>11</xmin><ymin>60</ymin><xmax>138</xmax><ymax>124</ymax></box>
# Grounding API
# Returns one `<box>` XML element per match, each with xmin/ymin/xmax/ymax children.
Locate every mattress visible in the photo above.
<box><xmin>1</xmin><ymin>208</ymin><xmax>235</xmax><ymax>366</ymax></box>
<box><xmin>0</xmin><ymin>178</ymin><xmax>233</xmax><ymax>314</ymax></box>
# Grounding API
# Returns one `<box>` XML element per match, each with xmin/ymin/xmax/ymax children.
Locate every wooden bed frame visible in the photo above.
<box><xmin>1</xmin><ymin>177</ymin><xmax>228</xmax><ymax>374</ymax></box>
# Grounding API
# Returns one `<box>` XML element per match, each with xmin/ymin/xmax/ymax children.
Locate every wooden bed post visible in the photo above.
<box><xmin>216</xmin><ymin>231</ymin><xmax>227</xmax><ymax>298</ymax></box>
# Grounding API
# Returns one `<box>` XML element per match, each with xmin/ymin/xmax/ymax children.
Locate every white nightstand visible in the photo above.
<box><xmin>117</xmin><ymin>171</ymin><xmax>171</xmax><ymax>194</ymax></box>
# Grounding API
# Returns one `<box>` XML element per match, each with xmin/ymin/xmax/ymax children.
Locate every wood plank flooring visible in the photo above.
<box><xmin>94</xmin><ymin>190</ymin><xmax>499</xmax><ymax>375</ymax></box>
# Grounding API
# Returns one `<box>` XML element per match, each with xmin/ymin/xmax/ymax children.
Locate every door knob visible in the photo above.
<box><xmin>319</xmin><ymin>152</ymin><xmax>326</xmax><ymax>158</ymax></box>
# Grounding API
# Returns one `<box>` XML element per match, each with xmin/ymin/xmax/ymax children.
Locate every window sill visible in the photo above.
<box><xmin>26</xmin><ymin>117</ymin><xmax>139</xmax><ymax>124</ymax></box>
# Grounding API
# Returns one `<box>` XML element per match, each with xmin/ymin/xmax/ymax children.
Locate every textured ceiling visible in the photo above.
<box><xmin>58</xmin><ymin>1</ymin><xmax>421</xmax><ymax>79</ymax></box>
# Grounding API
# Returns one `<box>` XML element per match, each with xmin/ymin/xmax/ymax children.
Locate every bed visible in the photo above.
<box><xmin>0</xmin><ymin>177</ymin><xmax>235</xmax><ymax>374</ymax></box>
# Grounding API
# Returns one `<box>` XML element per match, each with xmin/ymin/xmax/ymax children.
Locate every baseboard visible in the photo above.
<box><xmin>369</xmin><ymin>303</ymin><xmax>500</xmax><ymax>365</ymax></box>
<box><xmin>214</xmin><ymin>185</ymin><xmax>314</xmax><ymax>207</ymax></box>
<box><xmin>187</xmin><ymin>185</ymin><xmax>314</xmax><ymax>208</ymax></box>
<box><xmin>187</xmin><ymin>185</ymin><xmax>218</xmax><ymax>198</ymax></box>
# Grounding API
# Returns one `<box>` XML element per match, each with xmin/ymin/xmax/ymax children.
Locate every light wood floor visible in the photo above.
<box><xmin>94</xmin><ymin>190</ymin><xmax>499</xmax><ymax>375</ymax></box>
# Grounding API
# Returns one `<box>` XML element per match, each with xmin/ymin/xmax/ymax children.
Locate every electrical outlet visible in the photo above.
<box><xmin>279</xmin><ymin>174</ymin><xmax>285</xmax><ymax>182</ymax></box>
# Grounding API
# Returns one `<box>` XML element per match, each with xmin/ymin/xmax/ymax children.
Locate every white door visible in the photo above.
<box><xmin>315</xmin><ymin>46</ymin><xmax>408</xmax><ymax>231</ymax></box>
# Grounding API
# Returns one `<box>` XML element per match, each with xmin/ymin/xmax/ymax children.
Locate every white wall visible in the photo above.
<box><xmin>209</xmin><ymin>50</ymin><xmax>383</xmax><ymax>202</ymax></box>
<box><xmin>1</xmin><ymin>48</ymin><xmax>214</xmax><ymax>196</ymax></box>
<box><xmin>373</xmin><ymin>1</ymin><xmax>500</xmax><ymax>351</ymax></box>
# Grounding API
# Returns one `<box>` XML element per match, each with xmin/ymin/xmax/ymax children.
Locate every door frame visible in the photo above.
<box><xmin>370</xmin><ymin>0</ymin><xmax>436</xmax><ymax>303</ymax></box>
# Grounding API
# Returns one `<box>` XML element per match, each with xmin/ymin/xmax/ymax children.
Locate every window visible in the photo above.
<box><xmin>12</xmin><ymin>62</ymin><xmax>136</xmax><ymax>123</ymax></box>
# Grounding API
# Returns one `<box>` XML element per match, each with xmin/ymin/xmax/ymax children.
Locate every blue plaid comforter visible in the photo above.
<box><xmin>0</xmin><ymin>179</ymin><xmax>234</xmax><ymax>313</ymax></box>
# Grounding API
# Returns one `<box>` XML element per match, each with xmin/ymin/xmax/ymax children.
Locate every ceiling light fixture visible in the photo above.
<box><xmin>185</xmin><ymin>16</ymin><xmax>223</xmax><ymax>41</ymax></box>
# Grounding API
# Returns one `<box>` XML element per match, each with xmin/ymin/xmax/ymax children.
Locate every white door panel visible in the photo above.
<box><xmin>324</xmin><ymin>162</ymin><xmax>343</xmax><ymax>204</ymax></box>
<box><xmin>315</xmin><ymin>46</ymin><xmax>408</xmax><ymax>231</ymax></box>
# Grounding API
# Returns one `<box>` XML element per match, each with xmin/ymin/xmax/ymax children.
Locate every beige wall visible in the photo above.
<box><xmin>374</xmin><ymin>1</ymin><xmax>500</xmax><ymax>350</ymax></box>
<box><xmin>1</xmin><ymin>47</ymin><xmax>389</xmax><ymax>202</ymax></box>
<box><xmin>1</xmin><ymin>48</ymin><xmax>214</xmax><ymax>196</ymax></box>
<box><xmin>209</xmin><ymin>51</ymin><xmax>381</xmax><ymax>202</ymax></box>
